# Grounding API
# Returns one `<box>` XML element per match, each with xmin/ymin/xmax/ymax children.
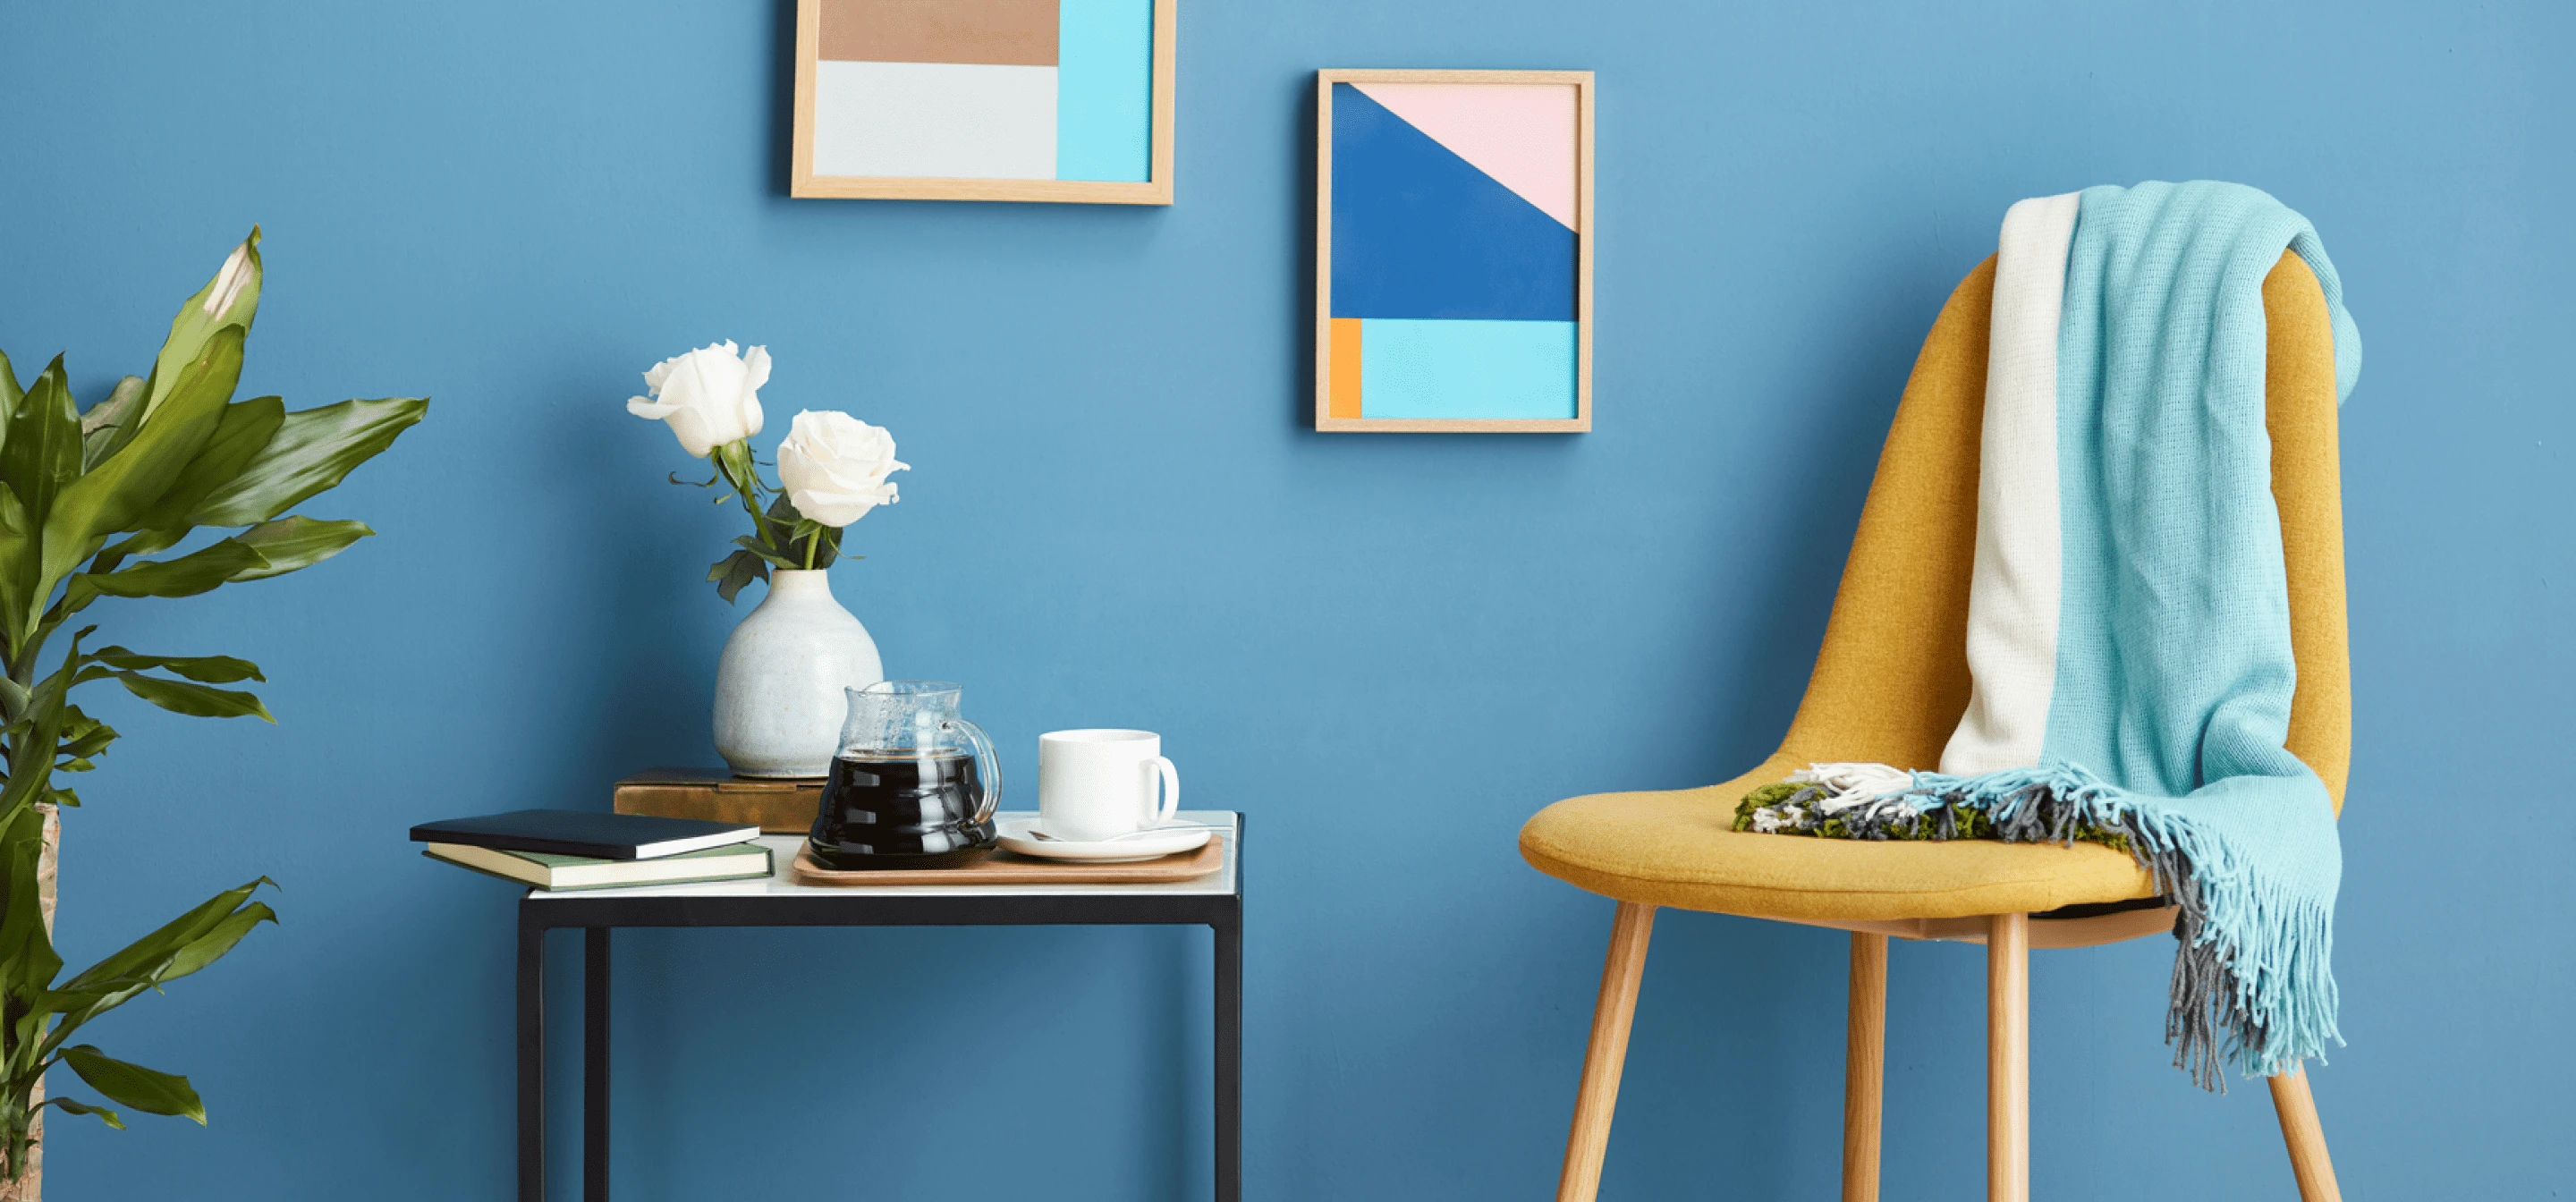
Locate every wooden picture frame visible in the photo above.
<box><xmin>792</xmin><ymin>0</ymin><xmax>1177</xmax><ymax>205</ymax></box>
<box><xmin>1315</xmin><ymin>69</ymin><xmax>1594</xmax><ymax>432</ymax></box>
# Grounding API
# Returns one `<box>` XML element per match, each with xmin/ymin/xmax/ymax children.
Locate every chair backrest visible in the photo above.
<box><xmin>1775</xmin><ymin>253</ymin><xmax>2351</xmax><ymax>812</ymax></box>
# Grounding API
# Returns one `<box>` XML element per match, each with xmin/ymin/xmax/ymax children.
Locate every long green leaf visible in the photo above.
<box><xmin>54</xmin><ymin>704</ymin><xmax>116</xmax><ymax>758</ymax></box>
<box><xmin>87</xmin><ymin>526</ymin><xmax>183</xmax><ymax>578</ymax></box>
<box><xmin>0</xmin><ymin>809</ymin><xmax>61</xmax><ymax>995</ymax></box>
<box><xmin>187</xmin><ymin>396</ymin><xmax>427</xmax><ymax>528</ymax></box>
<box><xmin>114</xmin><ymin>672</ymin><xmax>273</xmax><ymax>723</ymax></box>
<box><xmin>39</xmin><ymin>1096</ymin><xmax>124</xmax><ymax>1130</ymax></box>
<box><xmin>59</xmin><ymin>1046</ymin><xmax>204</xmax><ymax>1123</ymax></box>
<box><xmin>70</xmin><ymin>540</ymin><xmax>267</xmax><ymax>604</ymax></box>
<box><xmin>2</xmin><ymin>357</ymin><xmax>82</xmax><ymax>535</ymax></box>
<box><xmin>138</xmin><ymin>227</ymin><xmax>261</xmax><ymax>429</ymax></box>
<box><xmin>59</xmin><ymin>878</ymin><xmax>272</xmax><ymax>995</ymax></box>
<box><xmin>0</xmin><ymin>484</ymin><xmax>31</xmax><ymax>649</ymax></box>
<box><xmin>159</xmin><ymin>902</ymin><xmax>275</xmax><ymax>984</ymax></box>
<box><xmin>35</xmin><ymin>326</ymin><xmax>241</xmax><ymax>611</ymax></box>
<box><xmin>0</xmin><ymin>348</ymin><xmax>21</xmax><ymax>446</ymax></box>
<box><xmin>92</xmin><ymin>648</ymin><xmax>262</xmax><ymax>683</ymax></box>
<box><xmin>40</xmin><ymin>884</ymin><xmax>274</xmax><ymax>1051</ymax></box>
<box><xmin>133</xmin><ymin>395</ymin><xmax>284</xmax><ymax>532</ymax></box>
<box><xmin>0</xmin><ymin>630</ymin><xmax>92</xmax><ymax>829</ymax></box>
<box><xmin>79</xmin><ymin>376</ymin><xmax>146</xmax><ymax>472</ymax></box>
<box><xmin>228</xmin><ymin>516</ymin><xmax>371</xmax><ymax>581</ymax></box>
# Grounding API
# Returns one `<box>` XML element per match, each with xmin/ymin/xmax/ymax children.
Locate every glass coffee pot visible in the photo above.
<box><xmin>809</xmin><ymin>681</ymin><xmax>1002</xmax><ymax>869</ymax></box>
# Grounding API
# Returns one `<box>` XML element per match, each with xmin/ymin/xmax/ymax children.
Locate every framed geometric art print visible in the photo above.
<box><xmin>792</xmin><ymin>0</ymin><xmax>1176</xmax><ymax>204</ymax></box>
<box><xmin>1315</xmin><ymin>70</ymin><xmax>1594</xmax><ymax>432</ymax></box>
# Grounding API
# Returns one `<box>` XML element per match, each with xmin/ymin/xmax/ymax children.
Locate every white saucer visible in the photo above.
<box><xmin>996</xmin><ymin>817</ymin><xmax>1213</xmax><ymax>863</ymax></box>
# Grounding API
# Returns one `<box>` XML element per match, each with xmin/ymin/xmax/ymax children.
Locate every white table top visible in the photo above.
<box><xmin>522</xmin><ymin>810</ymin><xmax>1239</xmax><ymax>901</ymax></box>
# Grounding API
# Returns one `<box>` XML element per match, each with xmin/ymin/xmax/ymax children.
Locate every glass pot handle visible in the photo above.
<box><xmin>945</xmin><ymin>717</ymin><xmax>1002</xmax><ymax>825</ymax></box>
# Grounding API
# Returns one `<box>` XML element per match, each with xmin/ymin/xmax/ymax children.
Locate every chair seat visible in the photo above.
<box><xmin>1517</xmin><ymin>757</ymin><xmax>2157</xmax><ymax>922</ymax></box>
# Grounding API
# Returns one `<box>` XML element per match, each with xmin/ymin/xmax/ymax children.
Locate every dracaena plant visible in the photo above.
<box><xmin>0</xmin><ymin>228</ymin><xmax>426</xmax><ymax>1182</ymax></box>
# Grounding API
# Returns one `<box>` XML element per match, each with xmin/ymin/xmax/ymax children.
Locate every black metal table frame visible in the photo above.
<box><xmin>513</xmin><ymin>818</ymin><xmax>1242</xmax><ymax>1201</ymax></box>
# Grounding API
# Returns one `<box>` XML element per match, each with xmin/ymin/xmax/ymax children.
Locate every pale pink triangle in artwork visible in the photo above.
<box><xmin>1351</xmin><ymin>82</ymin><xmax>1577</xmax><ymax>230</ymax></box>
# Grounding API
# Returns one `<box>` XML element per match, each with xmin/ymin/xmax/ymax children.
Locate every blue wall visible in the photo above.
<box><xmin>3</xmin><ymin>1</ymin><xmax>2566</xmax><ymax>1198</ymax></box>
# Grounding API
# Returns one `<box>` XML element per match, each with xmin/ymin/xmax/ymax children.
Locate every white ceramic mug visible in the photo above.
<box><xmin>1038</xmin><ymin>729</ymin><xmax>1180</xmax><ymax>841</ymax></box>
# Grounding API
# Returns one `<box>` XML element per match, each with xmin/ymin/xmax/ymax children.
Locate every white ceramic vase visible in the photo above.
<box><xmin>712</xmin><ymin>569</ymin><xmax>883</xmax><ymax>778</ymax></box>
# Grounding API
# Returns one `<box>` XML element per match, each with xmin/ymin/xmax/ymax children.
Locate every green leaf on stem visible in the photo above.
<box><xmin>228</xmin><ymin>516</ymin><xmax>371</xmax><ymax>580</ymax></box>
<box><xmin>57</xmin><ymin>879</ymin><xmax>274</xmax><ymax>997</ymax></box>
<box><xmin>3</xmin><ymin>358</ymin><xmax>83</xmax><ymax>531</ymax></box>
<box><xmin>0</xmin><ymin>809</ymin><xmax>62</xmax><ymax>995</ymax></box>
<box><xmin>0</xmin><ymin>349</ymin><xmax>22</xmax><ymax>431</ymax></box>
<box><xmin>137</xmin><ymin>228</ymin><xmax>261</xmax><ymax>430</ymax></box>
<box><xmin>88</xmin><ymin>526</ymin><xmax>185</xmax><ymax>578</ymax></box>
<box><xmin>0</xmin><ymin>484</ymin><xmax>29</xmax><ymax>645</ymax></box>
<box><xmin>92</xmin><ymin>648</ymin><xmax>262</xmax><ymax>683</ymax></box>
<box><xmin>0</xmin><ymin>632</ymin><xmax>91</xmax><ymax>833</ymax></box>
<box><xmin>33</xmin><ymin>887</ymin><xmax>274</xmax><ymax>1054</ymax></box>
<box><xmin>59</xmin><ymin>1046</ymin><xmax>205</xmax><ymax>1124</ymax></box>
<box><xmin>80</xmin><ymin>376</ymin><xmax>147</xmax><ymax>472</ymax></box>
<box><xmin>0</xmin><ymin>677</ymin><xmax>25</xmax><ymax>723</ymax></box>
<box><xmin>41</xmin><ymin>1096</ymin><xmax>126</xmax><ymax>1130</ymax></box>
<box><xmin>160</xmin><ymin>901</ymin><xmax>275</xmax><ymax>984</ymax></box>
<box><xmin>34</xmin><ymin>326</ymin><xmax>242</xmax><ymax>615</ymax></box>
<box><xmin>70</xmin><ymin>539</ymin><xmax>268</xmax><ymax>604</ymax></box>
<box><xmin>133</xmin><ymin>395</ymin><xmax>284</xmax><ymax>532</ymax></box>
<box><xmin>730</xmin><ymin>535</ymin><xmax>795</xmax><ymax>570</ymax></box>
<box><xmin>113</xmin><ymin>672</ymin><xmax>274</xmax><ymax>722</ymax></box>
<box><xmin>708</xmin><ymin>548</ymin><xmax>767</xmax><ymax>605</ymax></box>
<box><xmin>56</xmin><ymin>706</ymin><xmax>117</xmax><ymax>766</ymax></box>
<box><xmin>185</xmin><ymin>397</ymin><xmax>428</xmax><ymax>528</ymax></box>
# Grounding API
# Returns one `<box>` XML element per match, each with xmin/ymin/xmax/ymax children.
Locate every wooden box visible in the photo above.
<box><xmin>613</xmin><ymin>768</ymin><xmax>822</xmax><ymax>834</ymax></box>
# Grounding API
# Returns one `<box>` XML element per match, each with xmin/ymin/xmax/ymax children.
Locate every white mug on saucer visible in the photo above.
<box><xmin>1038</xmin><ymin>729</ymin><xmax>1179</xmax><ymax>842</ymax></box>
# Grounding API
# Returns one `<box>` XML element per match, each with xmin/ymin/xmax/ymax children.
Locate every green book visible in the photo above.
<box><xmin>424</xmin><ymin>840</ymin><xmax>774</xmax><ymax>891</ymax></box>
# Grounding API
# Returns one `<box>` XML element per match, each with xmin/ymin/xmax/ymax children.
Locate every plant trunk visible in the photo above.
<box><xmin>0</xmin><ymin>805</ymin><xmax>56</xmax><ymax>1202</ymax></box>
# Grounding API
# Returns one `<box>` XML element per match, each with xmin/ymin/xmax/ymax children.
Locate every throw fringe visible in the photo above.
<box><xmin>1735</xmin><ymin>761</ymin><xmax>2340</xmax><ymax>1090</ymax></box>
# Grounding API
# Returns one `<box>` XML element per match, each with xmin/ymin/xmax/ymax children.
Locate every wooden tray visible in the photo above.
<box><xmin>789</xmin><ymin>834</ymin><xmax>1225</xmax><ymax>886</ymax></box>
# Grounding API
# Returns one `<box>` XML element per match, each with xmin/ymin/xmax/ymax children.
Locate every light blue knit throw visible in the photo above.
<box><xmin>1745</xmin><ymin>182</ymin><xmax>2360</xmax><ymax>1088</ymax></box>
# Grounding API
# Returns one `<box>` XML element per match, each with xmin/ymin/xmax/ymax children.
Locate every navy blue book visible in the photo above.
<box><xmin>409</xmin><ymin>809</ymin><xmax>760</xmax><ymax>860</ymax></box>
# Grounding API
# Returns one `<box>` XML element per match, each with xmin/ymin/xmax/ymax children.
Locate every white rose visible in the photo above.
<box><xmin>626</xmin><ymin>340</ymin><xmax>768</xmax><ymax>457</ymax></box>
<box><xmin>777</xmin><ymin>411</ymin><xmax>907</xmax><ymax>528</ymax></box>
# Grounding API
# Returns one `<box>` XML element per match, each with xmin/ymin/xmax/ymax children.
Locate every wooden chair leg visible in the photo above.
<box><xmin>1555</xmin><ymin>902</ymin><xmax>1656</xmax><ymax>1202</ymax></box>
<box><xmin>1987</xmin><ymin>913</ymin><xmax>2029</xmax><ymax>1202</ymax></box>
<box><xmin>1843</xmin><ymin>932</ymin><xmax>1888</xmax><ymax>1202</ymax></box>
<box><xmin>2268</xmin><ymin>1065</ymin><xmax>2343</xmax><ymax>1201</ymax></box>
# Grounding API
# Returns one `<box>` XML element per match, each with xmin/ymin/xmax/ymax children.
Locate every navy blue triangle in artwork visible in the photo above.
<box><xmin>1329</xmin><ymin>83</ymin><xmax>1576</xmax><ymax>322</ymax></box>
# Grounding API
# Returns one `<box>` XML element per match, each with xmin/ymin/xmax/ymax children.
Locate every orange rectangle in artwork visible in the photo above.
<box><xmin>1329</xmin><ymin>317</ymin><xmax>1364</xmax><ymax>419</ymax></box>
<box><xmin>819</xmin><ymin>0</ymin><xmax>1059</xmax><ymax>66</ymax></box>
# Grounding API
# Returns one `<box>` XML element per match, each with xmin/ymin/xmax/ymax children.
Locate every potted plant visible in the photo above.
<box><xmin>0</xmin><ymin>230</ymin><xmax>427</xmax><ymax>1198</ymax></box>
<box><xmin>625</xmin><ymin>343</ymin><xmax>906</xmax><ymax>777</ymax></box>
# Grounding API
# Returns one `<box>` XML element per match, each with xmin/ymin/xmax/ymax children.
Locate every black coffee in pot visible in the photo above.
<box><xmin>809</xmin><ymin>751</ymin><xmax>996</xmax><ymax>869</ymax></box>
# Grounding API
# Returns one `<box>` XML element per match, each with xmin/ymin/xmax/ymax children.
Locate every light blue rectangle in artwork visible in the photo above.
<box><xmin>1055</xmin><ymin>0</ymin><xmax>1155</xmax><ymax>182</ymax></box>
<box><xmin>1359</xmin><ymin>319</ymin><xmax>1579</xmax><ymax>419</ymax></box>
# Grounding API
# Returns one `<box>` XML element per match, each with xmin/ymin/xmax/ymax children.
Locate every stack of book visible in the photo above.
<box><xmin>411</xmin><ymin>809</ymin><xmax>773</xmax><ymax>891</ymax></box>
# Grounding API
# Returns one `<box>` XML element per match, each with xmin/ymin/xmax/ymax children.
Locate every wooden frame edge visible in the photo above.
<box><xmin>792</xmin><ymin>0</ymin><xmax>821</xmax><ymax>196</ymax></box>
<box><xmin>1312</xmin><ymin>69</ymin><xmax>1595</xmax><ymax>433</ymax></box>
<box><xmin>789</xmin><ymin>0</ymin><xmax>1178</xmax><ymax>206</ymax></box>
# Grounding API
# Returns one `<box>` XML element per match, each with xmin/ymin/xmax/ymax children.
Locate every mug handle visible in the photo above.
<box><xmin>1148</xmin><ymin>756</ymin><xmax>1181</xmax><ymax>825</ymax></box>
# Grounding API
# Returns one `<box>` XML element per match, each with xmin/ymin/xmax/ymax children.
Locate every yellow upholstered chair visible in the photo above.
<box><xmin>1520</xmin><ymin>252</ymin><xmax>2348</xmax><ymax>1202</ymax></box>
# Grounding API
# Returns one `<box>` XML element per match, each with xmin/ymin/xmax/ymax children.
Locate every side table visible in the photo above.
<box><xmin>513</xmin><ymin>810</ymin><xmax>1243</xmax><ymax>1200</ymax></box>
